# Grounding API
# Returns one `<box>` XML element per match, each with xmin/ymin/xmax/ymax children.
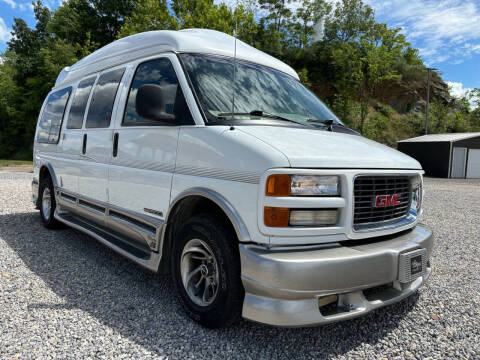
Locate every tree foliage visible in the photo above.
<box><xmin>0</xmin><ymin>0</ymin><xmax>477</xmax><ymax>159</ymax></box>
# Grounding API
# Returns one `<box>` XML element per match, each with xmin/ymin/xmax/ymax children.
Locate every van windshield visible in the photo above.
<box><xmin>180</xmin><ymin>53</ymin><xmax>343</xmax><ymax>128</ymax></box>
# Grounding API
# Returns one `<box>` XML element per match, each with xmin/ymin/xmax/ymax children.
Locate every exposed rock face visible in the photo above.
<box><xmin>375</xmin><ymin>73</ymin><xmax>452</xmax><ymax>114</ymax></box>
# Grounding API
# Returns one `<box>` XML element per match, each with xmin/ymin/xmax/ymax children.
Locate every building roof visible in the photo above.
<box><xmin>54</xmin><ymin>29</ymin><xmax>299</xmax><ymax>88</ymax></box>
<box><xmin>398</xmin><ymin>132</ymin><xmax>480</xmax><ymax>143</ymax></box>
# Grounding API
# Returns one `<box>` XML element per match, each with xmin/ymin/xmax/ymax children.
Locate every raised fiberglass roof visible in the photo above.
<box><xmin>398</xmin><ymin>132</ymin><xmax>480</xmax><ymax>143</ymax></box>
<box><xmin>54</xmin><ymin>29</ymin><xmax>299</xmax><ymax>88</ymax></box>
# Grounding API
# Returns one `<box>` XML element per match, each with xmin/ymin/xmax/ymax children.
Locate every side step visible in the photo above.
<box><xmin>55</xmin><ymin>211</ymin><xmax>161</xmax><ymax>272</ymax></box>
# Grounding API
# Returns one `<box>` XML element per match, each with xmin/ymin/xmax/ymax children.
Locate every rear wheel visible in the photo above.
<box><xmin>39</xmin><ymin>176</ymin><xmax>62</xmax><ymax>229</ymax></box>
<box><xmin>171</xmin><ymin>214</ymin><xmax>244</xmax><ymax>328</ymax></box>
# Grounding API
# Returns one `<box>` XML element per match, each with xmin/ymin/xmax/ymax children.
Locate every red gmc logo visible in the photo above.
<box><xmin>375</xmin><ymin>194</ymin><xmax>401</xmax><ymax>207</ymax></box>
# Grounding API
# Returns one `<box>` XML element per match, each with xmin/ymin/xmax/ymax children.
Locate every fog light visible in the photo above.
<box><xmin>289</xmin><ymin>209</ymin><xmax>338</xmax><ymax>226</ymax></box>
<box><xmin>318</xmin><ymin>294</ymin><xmax>338</xmax><ymax>307</ymax></box>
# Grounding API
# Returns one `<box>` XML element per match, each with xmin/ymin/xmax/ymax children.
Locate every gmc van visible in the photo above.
<box><xmin>32</xmin><ymin>29</ymin><xmax>433</xmax><ymax>328</ymax></box>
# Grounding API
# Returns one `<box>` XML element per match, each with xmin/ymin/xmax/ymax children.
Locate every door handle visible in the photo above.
<box><xmin>113</xmin><ymin>132</ymin><xmax>119</xmax><ymax>157</ymax></box>
<box><xmin>82</xmin><ymin>134</ymin><xmax>87</xmax><ymax>155</ymax></box>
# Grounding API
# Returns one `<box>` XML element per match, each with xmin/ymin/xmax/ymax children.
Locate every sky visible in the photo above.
<box><xmin>0</xmin><ymin>0</ymin><xmax>479</xmax><ymax>101</ymax></box>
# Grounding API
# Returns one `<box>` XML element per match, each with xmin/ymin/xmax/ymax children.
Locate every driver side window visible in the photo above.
<box><xmin>123</xmin><ymin>59</ymin><xmax>194</xmax><ymax>126</ymax></box>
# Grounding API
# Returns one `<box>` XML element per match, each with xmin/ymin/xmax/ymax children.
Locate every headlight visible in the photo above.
<box><xmin>410</xmin><ymin>175</ymin><xmax>423</xmax><ymax>215</ymax></box>
<box><xmin>266</xmin><ymin>175</ymin><xmax>340</xmax><ymax>197</ymax></box>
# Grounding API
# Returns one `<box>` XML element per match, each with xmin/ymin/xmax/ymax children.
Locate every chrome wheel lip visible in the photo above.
<box><xmin>41</xmin><ymin>187</ymin><xmax>52</xmax><ymax>221</ymax></box>
<box><xmin>180</xmin><ymin>238</ymin><xmax>219</xmax><ymax>307</ymax></box>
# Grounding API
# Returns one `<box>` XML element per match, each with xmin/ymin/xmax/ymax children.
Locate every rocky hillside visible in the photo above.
<box><xmin>375</xmin><ymin>73</ymin><xmax>453</xmax><ymax>114</ymax></box>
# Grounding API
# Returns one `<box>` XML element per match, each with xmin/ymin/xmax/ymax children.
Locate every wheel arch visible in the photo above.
<box><xmin>37</xmin><ymin>163</ymin><xmax>58</xmax><ymax>208</ymax></box>
<box><xmin>158</xmin><ymin>187</ymin><xmax>251</xmax><ymax>273</ymax></box>
<box><xmin>39</xmin><ymin>163</ymin><xmax>59</xmax><ymax>188</ymax></box>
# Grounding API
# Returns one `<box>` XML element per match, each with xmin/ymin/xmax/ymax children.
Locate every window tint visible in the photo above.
<box><xmin>86</xmin><ymin>68</ymin><xmax>125</xmax><ymax>128</ymax></box>
<box><xmin>180</xmin><ymin>53</ymin><xmax>343</xmax><ymax>126</ymax></box>
<box><xmin>67</xmin><ymin>77</ymin><xmax>95</xmax><ymax>129</ymax></box>
<box><xmin>36</xmin><ymin>87</ymin><xmax>72</xmax><ymax>143</ymax></box>
<box><xmin>123</xmin><ymin>59</ymin><xmax>193</xmax><ymax>126</ymax></box>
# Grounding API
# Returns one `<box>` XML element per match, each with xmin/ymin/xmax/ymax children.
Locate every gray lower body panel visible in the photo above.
<box><xmin>53</xmin><ymin>187</ymin><xmax>164</xmax><ymax>272</ymax></box>
<box><xmin>32</xmin><ymin>180</ymin><xmax>39</xmax><ymax>207</ymax></box>
<box><xmin>240</xmin><ymin>225</ymin><xmax>433</xmax><ymax>327</ymax></box>
<box><xmin>55</xmin><ymin>211</ymin><xmax>162</xmax><ymax>272</ymax></box>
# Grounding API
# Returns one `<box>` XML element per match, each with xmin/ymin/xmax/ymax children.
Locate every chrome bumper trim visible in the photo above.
<box><xmin>240</xmin><ymin>225</ymin><xmax>433</xmax><ymax>327</ymax></box>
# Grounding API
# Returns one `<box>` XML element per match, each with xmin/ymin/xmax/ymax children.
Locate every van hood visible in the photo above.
<box><xmin>237</xmin><ymin>126</ymin><xmax>421</xmax><ymax>169</ymax></box>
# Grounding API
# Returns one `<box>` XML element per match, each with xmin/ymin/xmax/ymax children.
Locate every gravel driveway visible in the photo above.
<box><xmin>1</xmin><ymin>172</ymin><xmax>479</xmax><ymax>359</ymax></box>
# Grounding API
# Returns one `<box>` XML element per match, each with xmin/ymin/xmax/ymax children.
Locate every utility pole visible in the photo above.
<box><xmin>425</xmin><ymin>67</ymin><xmax>437</xmax><ymax>135</ymax></box>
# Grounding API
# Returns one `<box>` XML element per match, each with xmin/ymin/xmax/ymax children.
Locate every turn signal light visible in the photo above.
<box><xmin>264</xmin><ymin>207</ymin><xmax>290</xmax><ymax>227</ymax></box>
<box><xmin>266</xmin><ymin>174</ymin><xmax>291</xmax><ymax>196</ymax></box>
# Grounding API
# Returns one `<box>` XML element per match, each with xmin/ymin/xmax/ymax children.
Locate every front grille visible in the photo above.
<box><xmin>353</xmin><ymin>176</ymin><xmax>412</xmax><ymax>229</ymax></box>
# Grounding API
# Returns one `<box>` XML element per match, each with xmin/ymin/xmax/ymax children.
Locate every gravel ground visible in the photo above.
<box><xmin>0</xmin><ymin>172</ymin><xmax>479</xmax><ymax>359</ymax></box>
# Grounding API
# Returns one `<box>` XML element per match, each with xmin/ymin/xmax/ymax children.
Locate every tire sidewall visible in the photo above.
<box><xmin>171</xmin><ymin>215</ymin><xmax>242</xmax><ymax>327</ymax></box>
<box><xmin>39</xmin><ymin>178</ymin><xmax>56</xmax><ymax>227</ymax></box>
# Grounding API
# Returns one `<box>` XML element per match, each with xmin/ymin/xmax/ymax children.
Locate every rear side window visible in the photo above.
<box><xmin>86</xmin><ymin>68</ymin><xmax>125</xmax><ymax>128</ymax></box>
<box><xmin>67</xmin><ymin>77</ymin><xmax>96</xmax><ymax>129</ymax></box>
<box><xmin>123</xmin><ymin>59</ymin><xmax>193</xmax><ymax>126</ymax></box>
<box><xmin>36</xmin><ymin>87</ymin><xmax>72</xmax><ymax>144</ymax></box>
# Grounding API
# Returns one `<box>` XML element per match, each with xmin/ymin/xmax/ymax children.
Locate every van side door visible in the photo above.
<box><xmin>107</xmin><ymin>55</ymin><xmax>195</xmax><ymax>250</ymax></box>
<box><xmin>77</xmin><ymin>67</ymin><xmax>125</xmax><ymax>211</ymax></box>
<box><xmin>56</xmin><ymin>77</ymin><xmax>96</xmax><ymax>194</ymax></box>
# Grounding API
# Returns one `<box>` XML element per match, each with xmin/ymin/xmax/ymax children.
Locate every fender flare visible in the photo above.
<box><xmin>39</xmin><ymin>162</ymin><xmax>59</xmax><ymax>188</ymax></box>
<box><xmin>164</xmin><ymin>187</ymin><xmax>251</xmax><ymax>243</ymax></box>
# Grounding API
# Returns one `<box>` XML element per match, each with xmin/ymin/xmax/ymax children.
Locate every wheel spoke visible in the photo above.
<box><xmin>182</xmin><ymin>246</ymin><xmax>211</xmax><ymax>260</ymax></box>
<box><xmin>194</xmin><ymin>275</ymin><xmax>204</xmax><ymax>288</ymax></box>
<box><xmin>202</xmin><ymin>280</ymin><xmax>211</xmax><ymax>304</ymax></box>
<box><xmin>184</xmin><ymin>265</ymin><xmax>202</xmax><ymax>288</ymax></box>
<box><xmin>42</xmin><ymin>187</ymin><xmax>52</xmax><ymax>220</ymax></box>
<box><xmin>180</xmin><ymin>239</ymin><xmax>219</xmax><ymax>307</ymax></box>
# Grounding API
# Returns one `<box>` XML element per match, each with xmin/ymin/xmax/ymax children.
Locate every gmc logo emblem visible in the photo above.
<box><xmin>375</xmin><ymin>194</ymin><xmax>401</xmax><ymax>207</ymax></box>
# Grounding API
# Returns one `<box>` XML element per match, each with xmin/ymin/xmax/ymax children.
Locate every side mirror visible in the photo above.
<box><xmin>135</xmin><ymin>84</ymin><xmax>176</xmax><ymax>124</ymax></box>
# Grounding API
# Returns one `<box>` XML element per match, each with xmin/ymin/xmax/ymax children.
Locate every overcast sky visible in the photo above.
<box><xmin>1</xmin><ymin>0</ymin><xmax>479</xmax><ymax>101</ymax></box>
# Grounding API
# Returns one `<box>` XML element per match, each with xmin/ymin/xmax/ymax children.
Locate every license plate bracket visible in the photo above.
<box><xmin>398</xmin><ymin>249</ymin><xmax>427</xmax><ymax>283</ymax></box>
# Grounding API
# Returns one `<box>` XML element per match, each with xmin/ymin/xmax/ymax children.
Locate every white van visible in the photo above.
<box><xmin>32</xmin><ymin>29</ymin><xmax>433</xmax><ymax>328</ymax></box>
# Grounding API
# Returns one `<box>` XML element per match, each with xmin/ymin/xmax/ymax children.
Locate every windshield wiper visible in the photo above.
<box><xmin>307</xmin><ymin>119</ymin><xmax>346</xmax><ymax>131</ymax></box>
<box><xmin>216</xmin><ymin>110</ymin><xmax>307</xmax><ymax>126</ymax></box>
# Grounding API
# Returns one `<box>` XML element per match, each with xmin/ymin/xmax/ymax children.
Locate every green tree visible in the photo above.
<box><xmin>0</xmin><ymin>58</ymin><xmax>22</xmax><ymax>158</ymax></box>
<box><xmin>120</xmin><ymin>0</ymin><xmax>256</xmax><ymax>45</ymax></box>
<box><xmin>324</xmin><ymin>0</ymin><xmax>409</xmax><ymax>132</ymax></box>
<box><xmin>49</xmin><ymin>0</ymin><xmax>137</xmax><ymax>47</ymax></box>
<box><xmin>8</xmin><ymin>1</ymin><xmax>51</xmax><ymax>81</ymax></box>
<box><xmin>172</xmin><ymin>0</ymin><xmax>232</xmax><ymax>33</ymax></box>
<box><xmin>118</xmin><ymin>0</ymin><xmax>178</xmax><ymax>37</ymax></box>
<box><xmin>258</xmin><ymin>0</ymin><xmax>292</xmax><ymax>32</ymax></box>
<box><xmin>292</xmin><ymin>0</ymin><xmax>331</xmax><ymax>48</ymax></box>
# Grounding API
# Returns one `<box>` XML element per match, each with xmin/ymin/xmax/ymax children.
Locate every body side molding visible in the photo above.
<box><xmin>55</xmin><ymin>187</ymin><xmax>164</xmax><ymax>251</ymax></box>
<box><xmin>55</xmin><ymin>211</ymin><xmax>161</xmax><ymax>272</ymax></box>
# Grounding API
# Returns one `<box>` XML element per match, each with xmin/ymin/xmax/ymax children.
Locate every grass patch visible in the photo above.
<box><xmin>0</xmin><ymin>159</ymin><xmax>33</xmax><ymax>167</ymax></box>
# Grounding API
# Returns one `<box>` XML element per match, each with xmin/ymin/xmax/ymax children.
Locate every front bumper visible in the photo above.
<box><xmin>240</xmin><ymin>225</ymin><xmax>433</xmax><ymax>327</ymax></box>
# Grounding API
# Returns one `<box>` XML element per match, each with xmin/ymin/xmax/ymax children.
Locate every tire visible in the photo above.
<box><xmin>171</xmin><ymin>213</ymin><xmax>244</xmax><ymax>328</ymax></box>
<box><xmin>39</xmin><ymin>176</ymin><xmax>62</xmax><ymax>229</ymax></box>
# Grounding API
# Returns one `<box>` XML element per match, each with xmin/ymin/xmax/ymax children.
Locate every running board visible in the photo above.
<box><xmin>55</xmin><ymin>211</ymin><xmax>161</xmax><ymax>272</ymax></box>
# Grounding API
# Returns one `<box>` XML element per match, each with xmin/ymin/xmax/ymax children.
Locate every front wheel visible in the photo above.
<box><xmin>171</xmin><ymin>214</ymin><xmax>244</xmax><ymax>328</ymax></box>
